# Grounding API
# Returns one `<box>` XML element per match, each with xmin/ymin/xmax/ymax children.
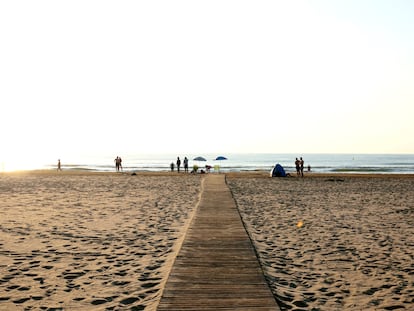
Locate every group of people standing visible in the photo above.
<box><xmin>295</xmin><ymin>157</ymin><xmax>305</xmax><ymax>177</ymax></box>
<box><xmin>114</xmin><ymin>156</ymin><xmax>123</xmax><ymax>172</ymax></box>
<box><xmin>171</xmin><ymin>156</ymin><xmax>189</xmax><ymax>173</ymax></box>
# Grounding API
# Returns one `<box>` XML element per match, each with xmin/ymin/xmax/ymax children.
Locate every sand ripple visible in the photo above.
<box><xmin>228</xmin><ymin>177</ymin><xmax>414</xmax><ymax>311</ymax></box>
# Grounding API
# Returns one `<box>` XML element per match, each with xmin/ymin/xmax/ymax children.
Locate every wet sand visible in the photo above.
<box><xmin>0</xmin><ymin>170</ymin><xmax>413</xmax><ymax>310</ymax></box>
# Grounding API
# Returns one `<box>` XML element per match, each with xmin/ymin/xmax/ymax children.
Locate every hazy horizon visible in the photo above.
<box><xmin>1</xmin><ymin>1</ymin><xmax>413</xmax><ymax>170</ymax></box>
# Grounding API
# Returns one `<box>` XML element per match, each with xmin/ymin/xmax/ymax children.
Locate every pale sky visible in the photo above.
<box><xmin>1</xmin><ymin>1</ymin><xmax>413</xmax><ymax>170</ymax></box>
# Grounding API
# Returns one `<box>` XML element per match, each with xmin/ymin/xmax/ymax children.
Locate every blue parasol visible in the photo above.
<box><xmin>214</xmin><ymin>156</ymin><xmax>227</xmax><ymax>173</ymax></box>
<box><xmin>193</xmin><ymin>156</ymin><xmax>207</xmax><ymax>161</ymax></box>
<box><xmin>215</xmin><ymin>156</ymin><xmax>227</xmax><ymax>161</ymax></box>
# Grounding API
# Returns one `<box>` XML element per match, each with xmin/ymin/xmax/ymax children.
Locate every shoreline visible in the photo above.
<box><xmin>2</xmin><ymin>169</ymin><xmax>414</xmax><ymax>179</ymax></box>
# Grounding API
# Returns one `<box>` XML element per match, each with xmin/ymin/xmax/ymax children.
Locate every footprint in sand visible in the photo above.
<box><xmin>12</xmin><ymin>297</ymin><xmax>31</xmax><ymax>304</ymax></box>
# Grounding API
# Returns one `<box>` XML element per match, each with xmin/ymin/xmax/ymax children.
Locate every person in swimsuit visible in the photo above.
<box><xmin>295</xmin><ymin>158</ymin><xmax>300</xmax><ymax>176</ymax></box>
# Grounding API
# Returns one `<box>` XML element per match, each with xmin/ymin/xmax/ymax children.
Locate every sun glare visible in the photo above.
<box><xmin>1</xmin><ymin>153</ymin><xmax>50</xmax><ymax>172</ymax></box>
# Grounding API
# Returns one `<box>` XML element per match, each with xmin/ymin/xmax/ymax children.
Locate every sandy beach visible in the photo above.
<box><xmin>228</xmin><ymin>173</ymin><xmax>414</xmax><ymax>310</ymax></box>
<box><xmin>1</xmin><ymin>171</ymin><xmax>413</xmax><ymax>310</ymax></box>
<box><xmin>0</xmin><ymin>171</ymin><xmax>201</xmax><ymax>310</ymax></box>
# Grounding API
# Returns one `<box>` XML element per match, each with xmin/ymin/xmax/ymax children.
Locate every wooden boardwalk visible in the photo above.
<box><xmin>157</xmin><ymin>174</ymin><xmax>280</xmax><ymax>311</ymax></box>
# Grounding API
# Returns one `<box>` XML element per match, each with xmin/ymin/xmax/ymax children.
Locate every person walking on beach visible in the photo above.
<box><xmin>57</xmin><ymin>159</ymin><xmax>61</xmax><ymax>171</ymax></box>
<box><xmin>183</xmin><ymin>157</ymin><xmax>189</xmax><ymax>173</ymax></box>
<box><xmin>176</xmin><ymin>157</ymin><xmax>181</xmax><ymax>172</ymax></box>
<box><xmin>295</xmin><ymin>158</ymin><xmax>300</xmax><ymax>176</ymax></box>
<box><xmin>170</xmin><ymin>162</ymin><xmax>175</xmax><ymax>172</ymax></box>
<box><xmin>300</xmin><ymin>157</ymin><xmax>304</xmax><ymax>177</ymax></box>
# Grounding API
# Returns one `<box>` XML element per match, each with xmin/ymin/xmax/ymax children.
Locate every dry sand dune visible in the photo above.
<box><xmin>227</xmin><ymin>175</ymin><xmax>414</xmax><ymax>311</ymax></box>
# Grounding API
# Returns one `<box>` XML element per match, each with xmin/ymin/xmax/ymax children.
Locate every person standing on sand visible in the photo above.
<box><xmin>295</xmin><ymin>158</ymin><xmax>300</xmax><ymax>176</ymax></box>
<box><xmin>176</xmin><ymin>157</ymin><xmax>181</xmax><ymax>172</ymax></box>
<box><xmin>114</xmin><ymin>156</ymin><xmax>120</xmax><ymax>172</ymax></box>
<box><xmin>183</xmin><ymin>157</ymin><xmax>189</xmax><ymax>173</ymax></box>
<box><xmin>300</xmin><ymin>157</ymin><xmax>304</xmax><ymax>177</ymax></box>
<box><xmin>57</xmin><ymin>159</ymin><xmax>61</xmax><ymax>171</ymax></box>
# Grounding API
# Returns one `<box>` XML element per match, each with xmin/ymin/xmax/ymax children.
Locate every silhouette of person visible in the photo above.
<box><xmin>176</xmin><ymin>157</ymin><xmax>181</xmax><ymax>172</ymax></box>
<box><xmin>57</xmin><ymin>159</ymin><xmax>61</xmax><ymax>171</ymax></box>
<box><xmin>300</xmin><ymin>157</ymin><xmax>304</xmax><ymax>177</ymax></box>
<box><xmin>114</xmin><ymin>156</ymin><xmax>121</xmax><ymax>172</ymax></box>
<box><xmin>295</xmin><ymin>158</ymin><xmax>300</xmax><ymax>176</ymax></box>
<box><xmin>183</xmin><ymin>157</ymin><xmax>189</xmax><ymax>173</ymax></box>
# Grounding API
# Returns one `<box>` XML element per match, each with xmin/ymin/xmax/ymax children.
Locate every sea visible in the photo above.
<box><xmin>42</xmin><ymin>153</ymin><xmax>414</xmax><ymax>174</ymax></box>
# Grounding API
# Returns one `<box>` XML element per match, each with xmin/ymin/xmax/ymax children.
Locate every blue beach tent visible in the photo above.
<box><xmin>270</xmin><ymin>164</ymin><xmax>287</xmax><ymax>177</ymax></box>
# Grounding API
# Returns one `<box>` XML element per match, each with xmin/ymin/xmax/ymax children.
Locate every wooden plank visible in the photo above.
<box><xmin>157</xmin><ymin>174</ymin><xmax>280</xmax><ymax>310</ymax></box>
